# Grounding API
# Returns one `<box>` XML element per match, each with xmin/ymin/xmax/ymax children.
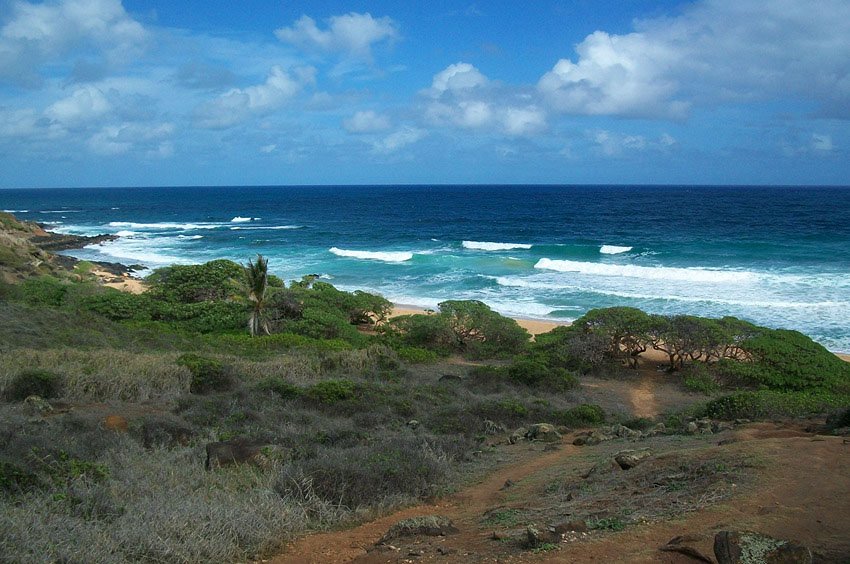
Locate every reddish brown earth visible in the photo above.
<box><xmin>269</xmin><ymin>363</ymin><xmax>850</xmax><ymax>564</ymax></box>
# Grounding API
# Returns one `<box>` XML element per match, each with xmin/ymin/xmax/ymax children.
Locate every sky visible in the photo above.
<box><xmin>0</xmin><ymin>0</ymin><xmax>848</xmax><ymax>188</ymax></box>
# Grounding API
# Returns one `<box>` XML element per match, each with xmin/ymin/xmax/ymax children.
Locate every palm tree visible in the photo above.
<box><xmin>244</xmin><ymin>254</ymin><xmax>270</xmax><ymax>337</ymax></box>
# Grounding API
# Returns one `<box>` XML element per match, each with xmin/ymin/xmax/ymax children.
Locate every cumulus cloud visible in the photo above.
<box><xmin>427</xmin><ymin>62</ymin><xmax>488</xmax><ymax>97</ymax></box>
<box><xmin>371</xmin><ymin>126</ymin><xmax>425</xmax><ymax>154</ymax></box>
<box><xmin>275</xmin><ymin>13</ymin><xmax>398</xmax><ymax>59</ymax></box>
<box><xmin>424</xmin><ymin>62</ymin><xmax>546</xmax><ymax>136</ymax></box>
<box><xmin>0</xmin><ymin>0</ymin><xmax>148</xmax><ymax>86</ymax></box>
<box><xmin>87</xmin><ymin>121</ymin><xmax>173</xmax><ymax>156</ymax></box>
<box><xmin>194</xmin><ymin>65</ymin><xmax>315</xmax><ymax>129</ymax></box>
<box><xmin>811</xmin><ymin>134</ymin><xmax>833</xmax><ymax>153</ymax></box>
<box><xmin>343</xmin><ymin>110</ymin><xmax>391</xmax><ymax>133</ymax></box>
<box><xmin>539</xmin><ymin>0</ymin><xmax>850</xmax><ymax>119</ymax></box>
<box><xmin>44</xmin><ymin>86</ymin><xmax>111</xmax><ymax>127</ymax></box>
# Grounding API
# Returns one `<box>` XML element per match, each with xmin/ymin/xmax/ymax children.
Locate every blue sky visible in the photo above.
<box><xmin>0</xmin><ymin>0</ymin><xmax>848</xmax><ymax>188</ymax></box>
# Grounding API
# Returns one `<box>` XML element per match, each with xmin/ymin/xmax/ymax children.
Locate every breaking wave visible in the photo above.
<box><xmin>462</xmin><ymin>241</ymin><xmax>532</xmax><ymax>251</ymax></box>
<box><xmin>534</xmin><ymin>258</ymin><xmax>757</xmax><ymax>283</ymax></box>
<box><xmin>329</xmin><ymin>247</ymin><xmax>413</xmax><ymax>262</ymax></box>
<box><xmin>600</xmin><ymin>245</ymin><xmax>632</xmax><ymax>254</ymax></box>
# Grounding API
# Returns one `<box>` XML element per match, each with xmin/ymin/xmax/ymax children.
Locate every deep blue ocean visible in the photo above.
<box><xmin>3</xmin><ymin>185</ymin><xmax>849</xmax><ymax>352</ymax></box>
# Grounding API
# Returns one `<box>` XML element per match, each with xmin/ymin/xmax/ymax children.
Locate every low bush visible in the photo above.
<box><xmin>177</xmin><ymin>354</ymin><xmax>233</xmax><ymax>394</ymax></box>
<box><xmin>394</xmin><ymin>346</ymin><xmax>439</xmax><ymax>364</ymax></box>
<box><xmin>17</xmin><ymin>277</ymin><xmax>69</xmax><ymax>307</ymax></box>
<box><xmin>305</xmin><ymin>379</ymin><xmax>356</xmax><ymax>405</ymax></box>
<box><xmin>276</xmin><ymin>436</ymin><xmax>454</xmax><ymax>509</ymax></box>
<box><xmin>255</xmin><ymin>378</ymin><xmax>302</xmax><ymax>400</ymax></box>
<box><xmin>682</xmin><ymin>365</ymin><xmax>721</xmax><ymax>395</ymax></box>
<box><xmin>701</xmin><ymin>390</ymin><xmax>850</xmax><ymax>420</ymax></box>
<box><xmin>506</xmin><ymin>359</ymin><xmax>578</xmax><ymax>391</ymax></box>
<box><xmin>4</xmin><ymin>369</ymin><xmax>63</xmax><ymax>401</ymax></box>
<box><xmin>558</xmin><ymin>403</ymin><xmax>606</xmax><ymax>426</ymax></box>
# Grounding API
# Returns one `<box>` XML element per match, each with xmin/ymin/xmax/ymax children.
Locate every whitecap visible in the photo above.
<box><xmin>534</xmin><ymin>258</ymin><xmax>756</xmax><ymax>283</ymax></box>
<box><xmin>2</xmin><ymin>209</ymin><xmax>29</xmax><ymax>213</ymax></box>
<box><xmin>329</xmin><ymin>247</ymin><xmax>413</xmax><ymax>262</ymax></box>
<box><xmin>600</xmin><ymin>245</ymin><xmax>633</xmax><ymax>255</ymax></box>
<box><xmin>176</xmin><ymin>235</ymin><xmax>204</xmax><ymax>240</ymax></box>
<box><xmin>230</xmin><ymin>225</ymin><xmax>301</xmax><ymax>231</ymax></box>
<box><xmin>108</xmin><ymin>221</ymin><xmax>222</xmax><ymax>230</ymax></box>
<box><xmin>115</xmin><ymin>230</ymin><xmax>138</xmax><ymax>237</ymax></box>
<box><xmin>231</xmin><ymin>216</ymin><xmax>260</xmax><ymax>223</ymax></box>
<box><xmin>462</xmin><ymin>241</ymin><xmax>532</xmax><ymax>251</ymax></box>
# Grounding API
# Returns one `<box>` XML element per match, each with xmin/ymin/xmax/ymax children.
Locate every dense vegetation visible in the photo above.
<box><xmin>0</xmin><ymin>211</ymin><xmax>848</xmax><ymax>562</ymax></box>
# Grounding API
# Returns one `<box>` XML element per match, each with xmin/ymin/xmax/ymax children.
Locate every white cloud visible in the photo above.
<box><xmin>372</xmin><ymin>126</ymin><xmax>425</xmax><ymax>154</ymax></box>
<box><xmin>427</xmin><ymin>62</ymin><xmax>488</xmax><ymax>97</ymax></box>
<box><xmin>501</xmin><ymin>106</ymin><xmax>546</xmax><ymax>136</ymax></box>
<box><xmin>811</xmin><ymin>134</ymin><xmax>833</xmax><ymax>153</ymax></box>
<box><xmin>275</xmin><ymin>13</ymin><xmax>398</xmax><ymax>59</ymax></box>
<box><xmin>87</xmin><ymin>121</ymin><xmax>173</xmax><ymax>155</ymax></box>
<box><xmin>259</xmin><ymin>144</ymin><xmax>277</xmax><ymax>154</ymax></box>
<box><xmin>0</xmin><ymin>0</ymin><xmax>148</xmax><ymax>86</ymax></box>
<box><xmin>590</xmin><ymin>130</ymin><xmax>677</xmax><ymax>157</ymax></box>
<box><xmin>539</xmin><ymin>0</ymin><xmax>850</xmax><ymax>119</ymax></box>
<box><xmin>44</xmin><ymin>86</ymin><xmax>111</xmax><ymax>126</ymax></box>
<box><xmin>343</xmin><ymin>110</ymin><xmax>391</xmax><ymax>133</ymax></box>
<box><xmin>194</xmin><ymin>65</ymin><xmax>315</xmax><ymax>129</ymax></box>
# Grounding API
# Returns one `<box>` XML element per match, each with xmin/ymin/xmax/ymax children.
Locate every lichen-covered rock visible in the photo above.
<box><xmin>526</xmin><ymin>423</ymin><xmax>561</xmax><ymax>442</ymax></box>
<box><xmin>714</xmin><ymin>530</ymin><xmax>812</xmax><ymax>564</ymax></box>
<box><xmin>509</xmin><ymin>427</ymin><xmax>528</xmax><ymax>444</ymax></box>
<box><xmin>614</xmin><ymin>448</ymin><xmax>652</xmax><ymax>470</ymax></box>
<box><xmin>22</xmin><ymin>395</ymin><xmax>52</xmax><ymax>416</ymax></box>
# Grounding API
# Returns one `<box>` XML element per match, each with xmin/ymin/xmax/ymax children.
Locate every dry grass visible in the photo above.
<box><xmin>0</xmin><ymin>348</ymin><xmax>190</xmax><ymax>402</ymax></box>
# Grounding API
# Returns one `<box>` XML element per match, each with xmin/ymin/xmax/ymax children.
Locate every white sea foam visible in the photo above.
<box><xmin>229</xmin><ymin>225</ymin><xmax>301</xmax><ymax>231</ymax></box>
<box><xmin>329</xmin><ymin>247</ymin><xmax>413</xmax><ymax>262</ymax></box>
<box><xmin>108</xmin><ymin>221</ymin><xmax>223</xmax><ymax>230</ymax></box>
<box><xmin>115</xmin><ymin>230</ymin><xmax>138</xmax><ymax>237</ymax></box>
<box><xmin>463</xmin><ymin>240</ymin><xmax>532</xmax><ymax>251</ymax></box>
<box><xmin>534</xmin><ymin>258</ymin><xmax>757</xmax><ymax>283</ymax></box>
<box><xmin>177</xmin><ymin>235</ymin><xmax>204</xmax><ymax>240</ymax></box>
<box><xmin>40</xmin><ymin>210</ymin><xmax>81</xmax><ymax>213</ymax></box>
<box><xmin>600</xmin><ymin>245</ymin><xmax>632</xmax><ymax>254</ymax></box>
<box><xmin>231</xmin><ymin>216</ymin><xmax>260</xmax><ymax>223</ymax></box>
<box><xmin>41</xmin><ymin>221</ymin><xmax>63</xmax><ymax>225</ymax></box>
<box><xmin>84</xmin><ymin>240</ymin><xmax>190</xmax><ymax>266</ymax></box>
<box><xmin>3</xmin><ymin>209</ymin><xmax>29</xmax><ymax>213</ymax></box>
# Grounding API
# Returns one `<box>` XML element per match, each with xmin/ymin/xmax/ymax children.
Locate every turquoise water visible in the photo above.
<box><xmin>3</xmin><ymin>185</ymin><xmax>850</xmax><ymax>351</ymax></box>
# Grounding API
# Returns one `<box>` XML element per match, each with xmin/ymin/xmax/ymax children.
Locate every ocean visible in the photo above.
<box><xmin>2</xmin><ymin>185</ymin><xmax>850</xmax><ymax>352</ymax></box>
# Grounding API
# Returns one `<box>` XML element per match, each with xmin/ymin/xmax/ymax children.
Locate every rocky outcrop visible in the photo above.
<box><xmin>613</xmin><ymin>448</ymin><xmax>652</xmax><ymax>469</ymax></box>
<box><xmin>525</xmin><ymin>423</ymin><xmax>562</xmax><ymax>442</ymax></box>
<box><xmin>714</xmin><ymin>531</ymin><xmax>813</xmax><ymax>564</ymax></box>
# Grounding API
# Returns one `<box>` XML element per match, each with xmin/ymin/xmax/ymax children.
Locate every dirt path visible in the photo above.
<box><xmin>272</xmin><ymin>442</ymin><xmax>582</xmax><ymax>563</ymax></box>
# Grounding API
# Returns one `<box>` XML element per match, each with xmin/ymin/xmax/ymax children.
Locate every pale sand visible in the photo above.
<box><xmin>91</xmin><ymin>269</ymin><xmax>147</xmax><ymax>295</ymax></box>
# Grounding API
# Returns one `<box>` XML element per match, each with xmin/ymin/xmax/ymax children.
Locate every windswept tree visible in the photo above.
<box><xmin>244</xmin><ymin>254</ymin><xmax>270</xmax><ymax>337</ymax></box>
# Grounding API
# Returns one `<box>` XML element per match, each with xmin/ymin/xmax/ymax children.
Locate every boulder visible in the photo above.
<box><xmin>377</xmin><ymin>515</ymin><xmax>458</xmax><ymax>544</ymax></box>
<box><xmin>714</xmin><ymin>531</ymin><xmax>812</xmax><ymax>564</ymax></box>
<box><xmin>526</xmin><ymin>423</ymin><xmax>561</xmax><ymax>442</ymax></box>
<box><xmin>614</xmin><ymin>448</ymin><xmax>652</xmax><ymax>470</ymax></box>
<box><xmin>525</xmin><ymin>525</ymin><xmax>558</xmax><ymax>548</ymax></box>
<box><xmin>484</xmin><ymin>419</ymin><xmax>507</xmax><ymax>435</ymax></box>
<box><xmin>613</xmin><ymin>424</ymin><xmax>641</xmax><ymax>439</ymax></box>
<box><xmin>509</xmin><ymin>427</ymin><xmax>528</xmax><ymax>444</ymax></box>
<box><xmin>582</xmin><ymin>457</ymin><xmax>622</xmax><ymax>479</ymax></box>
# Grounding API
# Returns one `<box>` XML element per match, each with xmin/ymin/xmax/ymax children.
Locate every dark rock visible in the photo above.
<box><xmin>378</xmin><ymin>516</ymin><xmax>458</xmax><ymax>544</ymax></box>
<box><xmin>614</xmin><ymin>448</ymin><xmax>652</xmax><ymax>470</ymax></box>
<box><xmin>660</xmin><ymin>535</ymin><xmax>713</xmax><ymax>563</ymax></box>
<box><xmin>33</xmin><ymin>232</ymin><xmax>118</xmax><ymax>252</ymax></box>
<box><xmin>525</xmin><ymin>525</ymin><xmax>557</xmax><ymax>548</ymax></box>
<box><xmin>438</xmin><ymin>374</ymin><xmax>463</xmax><ymax>383</ymax></box>
<box><xmin>501</xmin><ymin>479</ymin><xmax>515</xmax><ymax>490</ymax></box>
<box><xmin>554</xmin><ymin>520</ymin><xmax>588</xmax><ymax>534</ymax></box>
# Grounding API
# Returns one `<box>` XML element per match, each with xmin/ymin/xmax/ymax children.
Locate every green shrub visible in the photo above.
<box><xmin>306</xmin><ymin>379</ymin><xmax>357</xmax><ymax>405</ymax></box>
<box><xmin>716</xmin><ymin>329</ymin><xmax>850</xmax><ymax>392</ymax></box>
<box><xmin>384</xmin><ymin>313</ymin><xmax>457</xmax><ymax>355</ymax></box>
<box><xmin>146</xmin><ymin>259</ymin><xmax>243</xmax><ymax>303</ymax></box>
<box><xmin>558</xmin><ymin>404</ymin><xmax>605</xmax><ymax>426</ymax></box>
<box><xmin>506</xmin><ymin>359</ymin><xmax>578</xmax><ymax>391</ymax></box>
<box><xmin>394</xmin><ymin>346</ymin><xmax>438</xmax><ymax>364</ymax></box>
<box><xmin>438</xmin><ymin>300</ymin><xmax>530</xmax><ymax>358</ymax></box>
<box><xmin>682</xmin><ymin>365</ymin><xmax>721</xmax><ymax>395</ymax></box>
<box><xmin>4</xmin><ymin>369</ymin><xmax>63</xmax><ymax>401</ymax></box>
<box><xmin>701</xmin><ymin>390</ymin><xmax>850</xmax><ymax>420</ymax></box>
<box><xmin>255</xmin><ymin>378</ymin><xmax>301</xmax><ymax>399</ymax></box>
<box><xmin>77</xmin><ymin>289</ymin><xmax>152</xmax><ymax>321</ymax></box>
<box><xmin>176</xmin><ymin>354</ymin><xmax>233</xmax><ymax>394</ymax></box>
<box><xmin>0</xmin><ymin>461</ymin><xmax>43</xmax><ymax>495</ymax></box>
<box><xmin>532</xmin><ymin>325</ymin><xmax>611</xmax><ymax>374</ymax></box>
<box><xmin>17</xmin><ymin>277</ymin><xmax>69</xmax><ymax>307</ymax></box>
